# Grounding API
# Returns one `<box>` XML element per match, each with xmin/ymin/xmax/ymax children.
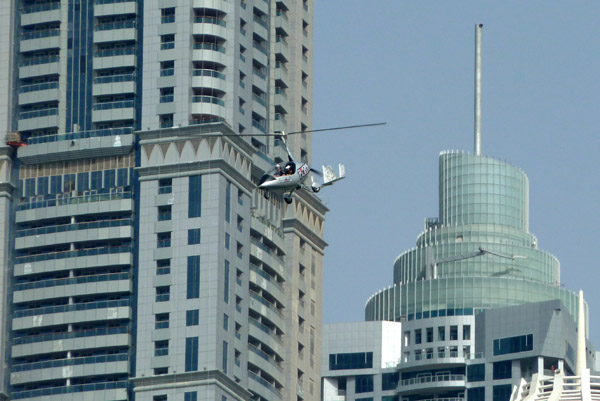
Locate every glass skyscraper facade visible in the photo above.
<box><xmin>0</xmin><ymin>1</ymin><xmax>323</xmax><ymax>401</ymax></box>
<box><xmin>366</xmin><ymin>151</ymin><xmax>581</xmax><ymax>323</ymax></box>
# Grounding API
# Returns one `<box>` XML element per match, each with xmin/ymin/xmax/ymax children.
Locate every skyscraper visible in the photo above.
<box><xmin>0</xmin><ymin>1</ymin><xmax>323</xmax><ymax>400</ymax></box>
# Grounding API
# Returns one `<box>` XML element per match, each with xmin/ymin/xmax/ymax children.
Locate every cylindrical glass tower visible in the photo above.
<box><xmin>365</xmin><ymin>151</ymin><xmax>580</xmax><ymax>322</ymax></box>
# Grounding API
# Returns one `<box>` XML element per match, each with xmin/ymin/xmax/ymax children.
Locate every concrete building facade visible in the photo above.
<box><xmin>0</xmin><ymin>1</ymin><xmax>322</xmax><ymax>401</ymax></box>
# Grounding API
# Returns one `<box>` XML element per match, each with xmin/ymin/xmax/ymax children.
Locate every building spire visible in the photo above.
<box><xmin>576</xmin><ymin>290</ymin><xmax>586</xmax><ymax>375</ymax></box>
<box><xmin>474</xmin><ymin>23</ymin><xmax>483</xmax><ymax>156</ymax></box>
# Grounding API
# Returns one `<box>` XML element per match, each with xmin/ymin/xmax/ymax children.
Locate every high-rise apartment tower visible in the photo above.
<box><xmin>0</xmin><ymin>1</ymin><xmax>323</xmax><ymax>401</ymax></box>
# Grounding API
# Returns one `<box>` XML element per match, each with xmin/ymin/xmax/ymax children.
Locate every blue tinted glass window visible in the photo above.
<box><xmin>25</xmin><ymin>178</ymin><xmax>36</xmax><ymax>197</ymax></box>
<box><xmin>493</xmin><ymin>334</ymin><xmax>533</xmax><ymax>356</ymax></box>
<box><xmin>468</xmin><ymin>363</ymin><xmax>485</xmax><ymax>382</ymax></box>
<box><xmin>187</xmin><ymin>256</ymin><xmax>200</xmax><ymax>299</ymax></box>
<box><xmin>382</xmin><ymin>372</ymin><xmax>399</xmax><ymax>390</ymax></box>
<box><xmin>329</xmin><ymin>352</ymin><xmax>373</xmax><ymax>370</ymax></box>
<box><xmin>468</xmin><ymin>387</ymin><xmax>485</xmax><ymax>401</ymax></box>
<box><xmin>493</xmin><ymin>360</ymin><xmax>512</xmax><ymax>380</ymax></box>
<box><xmin>225</xmin><ymin>233</ymin><xmax>230</xmax><ymax>249</ymax></box>
<box><xmin>91</xmin><ymin>171</ymin><xmax>102</xmax><ymax>190</ymax></box>
<box><xmin>77</xmin><ymin>172</ymin><xmax>89</xmax><ymax>191</ymax></box>
<box><xmin>185</xmin><ymin>337</ymin><xmax>199</xmax><ymax>371</ymax></box>
<box><xmin>224</xmin><ymin>260</ymin><xmax>229</xmax><ymax>303</ymax></box>
<box><xmin>355</xmin><ymin>375</ymin><xmax>373</xmax><ymax>393</ymax></box>
<box><xmin>104</xmin><ymin>170</ymin><xmax>115</xmax><ymax>188</ymax></box>
<box><xmin>117</xmin><ymin>168</ymin><xmax>128</xmax><ymax>186</ymax></box>
<box><xmin>184</xmin><ymin>392</ymin><xmax>197</xmax><ymax>401</ymax></box>
<box><xmin>37</xmin><ymin>177</ymin><xmax>48</xmax><ymax>195</ymax></box>
<box><xmin>50</xmin><ymin>176</ymin><xmax>61</xmax><ymax>194</ymax></box>
<box><xmin>189</xmin><ymin>175</ymin><xmax>201</xmax><ymax>218</ymax></box>
<box><xmin>63</xmin><ymin>174</ymin><xmax>75</xmax><ymax>192</ymax></box>
<box><xmin>493</xmin><ymin>384</ymin><xmax>512</xmax><ymax>401</ymax></box>
<box><xmin>188</xmin><ymin>229</ymin><xmax>201</xmax><ymax>245</ymax></box>
<box><xmin>222</xmin><ymin>341</ymin><xmax>228</xmax><ymax>373</ymax></box>
<box><xmin>225</xmin><ymin>181</ymin><xmax>231</xmax><ymax>222</ymax></box>
<box><xmin>186</xmin><ymin>310</ymin><xmax>199</xmax><ymax>326</ymax></box>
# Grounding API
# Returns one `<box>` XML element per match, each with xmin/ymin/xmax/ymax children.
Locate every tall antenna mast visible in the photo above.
<box><xmin>474</xmin><ymin>23</ymin><xmax>483</xmax><ymax>156</ymax></box>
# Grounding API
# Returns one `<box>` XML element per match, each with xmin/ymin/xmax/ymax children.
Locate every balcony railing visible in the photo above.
<box><xmin>93</xmin><ymin>100</ymin><xmax>134</xmax><ymax>110</ymax></box>
<box><xmin>26</xmin><ymin>126</ymin><xmax>132</xmax><ymax>145</ymax></box>
<box><xmin>13</xmin><ymin>298</ymin><xmax>130</xmax><ymax>318</ymax></box>
<box><xmin>193</xmin><ymin>42</ymin><xmax>225</xmax><ymax>53</ymax></box>
<box><xmin>22</xmin><ymin>3</ymin><xmax>60</xmax><ymax>14</ymax></box>
<box><xmin>19</xmin><ymin>81</ymin><xmax>59</xmax><ymax>93</ymax></box>
<box><xmin>19</xmin><ymin>55</ymin><xmax>59</xmax><ymax>67</ymax></box>
<box><xmin>12</xmin><ymin>326</ymin><xmax>129</xmax><ymax>346</ymax></box>
<box><xmin>16</xmin><ymin>218</ymin><xmax>133</xmax><ymax>238</ymax></box>
<box><xmin>192</xmin><ymin>96</ymin><xmax>224</xmax><ymax>106</ymax></box>
<box><xmin>21</xmin><ymin>29</ymin><xmax>60</xmax><ymax>40</ymax></box>
<box><xmin>400</xmin><ymin>374</ymin><xmax>465</xmax><ymax>388</ymax></box>
<box><xmin>93</xmin><ymin>73</ymin><xmax>135</xmax><ymax>84</ymax></box>
<box><xmin>12</xmin><ymin>353</ymin><xmax>128</xmax><ymax>372</ymax></box>
<box><xmin>95</xmin><ymin>21</ymin><xmax>135</xmax><ymax>31</ymax></box>
<box><xmin>19</xmin><ymin>108</ymin><xmax>58</xmax><ymax>120</ymax></box>
<box><xmin>192</xmin><ymin>69</ymin><xmax>225</xmax><ymax>79</ymax></box>
<box><xmin>193</xmin><ymin>16</ymin><xmax>226</xmax><ymax>27</ymax></box>
<box><xmin>14</xmin><ymin>272</ymin><xmax>131</xmax><ymax>292</ymax></box>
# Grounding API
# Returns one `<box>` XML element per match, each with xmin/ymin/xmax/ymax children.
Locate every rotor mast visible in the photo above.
<box><xmin>474</xmin><ymin>23</ymin><xmax>483</xmax><ymax>156</ymax></box>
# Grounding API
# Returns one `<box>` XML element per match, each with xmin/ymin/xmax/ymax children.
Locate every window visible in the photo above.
<box><xmin>463</xmin><ymin>325</ymin><xmax>471</xmax><ymax>340</ymax></box>
<box><xmin>382</xmin><ymin>372</ymin><xmax>399</xmax><ymax>390</ymax></box>
<box><xmin>160</xmin><ymin>113</ymin><xmax>173</xmax><ymax>128</ymax></box>
<box><xmin>154</xmin><ymin>396</ymin><xmax>167</xmax><ymax>401</ymax></box>
<box><xmin>184</xmin><ymin>392</ymin><xmax>197</xmax><ymax>401</ymax></box>
<box><xmin>187</xmin><ymin>256</ymin><xmax>200</xmax><ymax>299</ymax></box>
<box><xmin>222</xmin><ymin>341</ymin><xmax>228</xmax><ymax>373</ymax></box>
<box><xmin>223</xmin><ymin>314</ymin><xmax>229</xmax><ymax>331</ymax></box>
<box><xmin>450</xmin><ymin>325</ymin><xmax>458</xmax><ymax>340</ymax></box>
<box><xmin>224</xmin><ymin>260</ymin><xmax>229</xmax><ymax>303</ymax></box>
<box><xmin>154</xmin><ymin>368</ymin><xmax>168</xmax><ymax>375</ymax></box>
<box><xmin>188</xmin><ymin>229</ymin><xmax>201</xmax><ymax>245</ymax></box>
<box><xmin>160</xmin><ymin>60</ymin><xmax>174</xmax><ymax>77</ymax></box>
<box><xmin>158</xmin><ymin>205</ymin><xmax>172</xmax><ymax>221</ymax></box>
<box><xmin>160</xmin><ymin>34</ymin><xmax>175</xmax><ymax>50</ymax></box>
<box><xmin>493</xmin><ymin>360</ymin><xmax>512</xmax><ymax>380</ymax></box>
<box><xmin>185</xmin><ymin>337</ymin><xmax>199</xmax><ymax>371</ymax></box>
<box><xmin>157</xmin><ymin>232</ymin><xmax>171</xmax><ymax>248</ymax></box>
<box><xmin>160</xmin><ymin>87</ymin><xmax>174</xmax><ymax>103</ymax></box>
<box><xmin>329</xmin><ymin>352</ymin><xmax>373</xmax><ymax>370</ymax></box>
<box><xmin>225</xmin><ymin>181</ymin><xmax>231</xmax><ymax>222</ymax></box>
<box><xmin>426</xmin><ymin>327</ymin><xmax>433</xmax><ymax>343</ymax></box>
<box><xmin>468</xmin><ymin>363</ymin><xmax>485</xmax><ymax>382</ymax></box>
<box><xmin>103</xmin><ymin>170</ymin><xmax>115</xmax><ymax>189</ymax></box>
<box><xmin>156</xmin><ymin>286</ymin><xmax>170</xmax><ymax>302</ymax></box>
<box><xmin>186</xmin><ymin>310</ymin><xmax>199</xmax><ymax>326</ymax></box>
<box><xmin>225</xmin><ymin>233</ymin><xmax>230</xmax><ymax>249</ymax></box>
<box><xmin>158</xmin><ymin>178</ymin><xmax>172</xmax><ymax>193</ymax></box>
<box><xmin>161</xmin><ymin>7</ymin><xmax>175</xmax><ymax>23</ymax></box>
<box><xmin>415</xmin><ymin>329</ymin><xmax>422</xmax><ymax>344</ymax></box>
<box><xmin>426</xmin><ymin>348</ymin><xmax>433</xmax><ymax>359</ymax></box>
<box><xmin>493</xmin><ymin>334</ymin><xmax>533</xmax><ymax>356</ymax></box>
<box><xmin>438</xmin><ymin>326</ymin><xmax>446</xmax><ymax>341</ymax></box>
<box><xmin>155</xmin><ymin>313</ymin><xmax>169</xmax><ymax>329</ymax></box>
<box><xmin>355</xmin><ymin>375</ymin><xmax>374</xmax><ymax>393</ymax></box>
<box><xmin>404</xmin><ymin>331</ymin><xmax>410</xmax><ymax>346</ymax></box>
<box><xmin>189</xmin><ymin>175</ymin><xmax>201</xmax><ymax>218</ymax></box>
<box><xmin>154</xmin><ymin>340</ymin><xmax>169</xmax><ymax>356</ymax></box>
<box><xmin>117</xmin><ymin>168</ymin><xmax>128</xmax><ymax>186</ymax></box>
<box><xmin>493</xmin><ymin>384</ymin><xmax>512</xmax><ymax>401</ymax></box>
<box><xmin>156</xmin><ymin>259</ymin><xmax>170</xmax><ymax>275</ymax></box>
<box><xmin>468</xmin><ymin>387</ymin><xmax>485</xmax><ymax>401</ymax></box>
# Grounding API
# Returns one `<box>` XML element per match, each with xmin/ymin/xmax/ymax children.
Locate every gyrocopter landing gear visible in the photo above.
<box><xmin>283</xmin><ymin>192</ymin><xmax>293</xmax><ymax>204</ymax></box>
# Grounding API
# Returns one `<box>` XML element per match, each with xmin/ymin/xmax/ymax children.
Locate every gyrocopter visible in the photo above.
<box><xmin>254</xmin><ymin>122</ymin><xmax>385</xmax><ymax>204</ymax></box>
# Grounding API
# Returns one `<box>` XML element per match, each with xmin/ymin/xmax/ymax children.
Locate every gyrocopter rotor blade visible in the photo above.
<box><xmin>215</xmin><ymin>122</ymin><xmax>386</xmax><ymax>137</ymax></box>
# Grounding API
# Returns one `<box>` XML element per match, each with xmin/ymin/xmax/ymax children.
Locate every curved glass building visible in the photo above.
<box><xmin>365</xmin><ymin>151</ymin><xmax>580</xmax><ymax>324</ymax></box>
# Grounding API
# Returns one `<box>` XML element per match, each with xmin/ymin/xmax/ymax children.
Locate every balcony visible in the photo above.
<box><xmin>20</xmin><ymin>30</ymin><xmax>61</xmax><ymax>52</ymax></box>
<box><xmin>191</xmin><ymin>69</ymin><xmax>226</xmax><ymax>93</ymax></box>
<box><xmin>398</xmin><ymin>374</ymin><xmax>466</xmax><ymax>395</ymax></box>
<box><xmin>21</xmin><ymin>3</ymin><xmax>61</xmax><ymax>26</ymax></box>
<box><xmin>94</xmin><ymin>0</ymin><xmax>137</xmax><ymax>17</ymax></box>
<box><xmin>192</xmin><ymin>16</ymin><xmax>227</xmax><ymax>39</ymax></box>
<box><xmin>93</xmin><ymin>48</ymin><xmax>136</xmax><ymax>69</ymax></box>
<box><xmin>398</xmin><ymin>351</ymin><xmax>483</xmax><ymax>371</ymax></box>
<box><xmin>18</xmin><ymin>82</ymin><xmax>59</xmax><ymax>105</ymax></box>
<box><xmin>17</xmin><ymin>108</ymin><xmax>59</xmax><ymax>131</ymax></box>
<box><xmin>18</xmin><ymin>55</ymin><xmax>60</xmax><ymax>79</ymax></box>
<box><xmin>94</xmin><ymin>21</ymin><xmax>137</xmax><ymax>43</ymax></box>
<box><xmin>192</xmin><ymin>43</ymin><xmax>226</xmax><ymax>66</ymax></box>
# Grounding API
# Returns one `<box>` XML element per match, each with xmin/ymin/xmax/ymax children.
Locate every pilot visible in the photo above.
<box><xmin>285</xmin><ymin>165</ymin><xmax>292</xmax><ymax>175</ymax></box>
<box><xmin>274</xmin><ymin>164</ymin><xmax>282</xmax><ymax>177</ymax></box>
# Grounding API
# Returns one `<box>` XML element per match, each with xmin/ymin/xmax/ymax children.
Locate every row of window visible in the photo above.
<box><xmin>405</xmin><ymin>324</ymin><xmax>470</xmax><ymax>346</ymax></box>
<box><xmin>20</xmin><ymin>169</ymin><xmax>131</xmax><ymax>198</ymax></box>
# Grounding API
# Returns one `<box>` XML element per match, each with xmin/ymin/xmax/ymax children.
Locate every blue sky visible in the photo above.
<box><xmin>311</xmin><ymin>2</ymin><xmax>600</xmax><ymax>344</ymax></box>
